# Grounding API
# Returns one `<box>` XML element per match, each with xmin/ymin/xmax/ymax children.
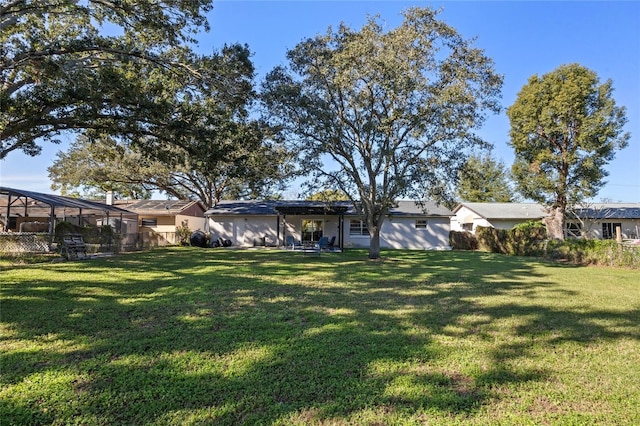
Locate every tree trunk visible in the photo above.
<box><xmin>368</xmin><ymin>227</ymin><xmax>381</xmax><ymax>259</ymax></box>
<box><xmin>544</xmin><ymin>206</ymin><xmax>565</xmax><ymax>240</ymax></box>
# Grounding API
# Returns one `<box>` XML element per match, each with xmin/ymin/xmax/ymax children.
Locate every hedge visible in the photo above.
<box><xmin>450</xmin><ymin>220</ymin><xmax>639</xmax><ymax>268</ymax></box>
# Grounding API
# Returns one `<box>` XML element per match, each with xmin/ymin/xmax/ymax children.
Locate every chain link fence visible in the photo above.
<box><xmin>0</xmin><ymin>233</ymin><xmax>51</xmax><ymax>254</ymax></box>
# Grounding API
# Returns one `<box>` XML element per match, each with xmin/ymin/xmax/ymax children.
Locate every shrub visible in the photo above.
<box><xmin>506</xmin><ymin>221</ymin><xmax>547</xmax><ymax>256</ymax></box>
<box><xmin>449</xmin><ymin>231</ymin><xmax>478</xmax><ymax>250</ymax></box>
<box><xmin>474</xmin><ymin>221</ymin><xmax>547</xmax><ymax>256</ymax></box>
<box><xmin>547</xmin><ymin>239</ymin><xmax>640</xmax><ymax>268</ymax></box>
<box><xmin>176</xmin><ymin>223</ymin><xmax>192</xmax><ymax>246</ymax></box>
<box><xmin>457</xmin><ymin>221</ymin><xmax>638</xmax><ymax>268</ymax></box>
<box><xmin>475</xmin><ymin>226</ymin><xmax>507</xmax><ymax>253</ymax></box>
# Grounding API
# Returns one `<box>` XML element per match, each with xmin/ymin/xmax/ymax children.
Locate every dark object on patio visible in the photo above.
<box><xmin>209</xmin><ymin>236</ymin><xmax>232</xmax><ymax>247</ymax></box>
<box><xmin>190</xmin><ymin>230</ymin><xmax>208</xmax><ymax>248</ymax></box>
<box><xmin>327</xmin><ymin>236</ymin><xmax>336</xmax><ymax>248</ymax></box>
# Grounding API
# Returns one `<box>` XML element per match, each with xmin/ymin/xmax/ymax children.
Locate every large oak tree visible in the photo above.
<box><xmin>47</xmin><ymin>45</ymin><xmax>293</xmax><ymax>208</ymax></box>
<box><xmin>508</xmin><ymin>64</ymin><xmax>630</xmax><ymax>239</ymax></box>
<box><xmin>262</xmin><ymin>7</ymin><xmax>502</xmax><ymax>258</ymax></box>
<box><xmin>1</xmin><ymin>0</ymin><xmax>212</xmax><ymax>159</ymax></box>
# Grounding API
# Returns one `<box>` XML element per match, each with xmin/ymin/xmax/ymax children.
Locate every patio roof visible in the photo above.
<box><xmin>275</xmin><ymin>205</ymin><xmax>349</xmax><ymax>216</ymax></box>
<box><xmin>1</xmin><ymin>187</ymin><xmax>132</xmax><ymax>213</ymax></box>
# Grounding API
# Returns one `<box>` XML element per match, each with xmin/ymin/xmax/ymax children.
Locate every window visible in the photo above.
<box><xmin>602</xmin><ymin>222</ymin><xmax>622</xmax><ymax>240</ymax></box>
<box><xmin>565</xmin><ymin>222</ymin><xmax>582</xmax><ymax>238</ymax></box>
<box><xmin>462</xmin><ymin>223</ymin><xmax>473</xmax><ymax>232</ymax></box>
<box><xmin>349</xmin><ymin>220</ymin><xmax>369</xmax><ymax>236</ymax></box>
<box><xmin>415</xmin><ymin>220</ymin><xmax>428</xmax><ymax>229</ymax></box>
<box><xmin>141</xmin><ymin>218</ymin><xmax>157</xmax><ymax>227</ymax></box>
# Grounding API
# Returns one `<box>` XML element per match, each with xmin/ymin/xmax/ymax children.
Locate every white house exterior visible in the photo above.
<box><xmin>205</xmin><ymin>200</ymin><xmax>453</xmax><ymax>250</ymax></box>
<box><xmin>566</xmin><ymin>204</ymin><xmax>640</xmax><ymax>240</ymax></box>
<box><xmin>451</xmin><ymin>202</ymin><xmax>640</xmax><ymax>240</ymax></box>
<box><xmin>451</xmin><ymin>203</ymin><xmax>547</xmax><ymax>233</ymax></box>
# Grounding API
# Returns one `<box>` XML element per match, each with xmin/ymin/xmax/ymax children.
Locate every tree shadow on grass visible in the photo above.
<box><xmin>2</xmin><ymin>247</ymin><xmax>639</xmax><ymax>424</ymax></box>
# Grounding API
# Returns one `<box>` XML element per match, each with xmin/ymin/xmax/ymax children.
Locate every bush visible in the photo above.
<box><xmin>475</xmin><ymin>226</ymin><xmax>508</xmax><ymax>253</ymax></box>
<box><xmin>449</xmin><ymin>231</ymin><xmax>478</xmax><ymax>250</ymax></box>
<box><xmin>506</xmin><ymin>221</ymin><xmax>547</xmax><ymax>256</ymax></box>
<box><xmin>476</xmin><ymin>221</ymin><xmax>547</xmax><ymax>257</ymax></box>
<box><xmin>455</xmin><ymin>220</ymin><xmax>638</xmax><ymax>268</ymax></box>
<box><xmin>176</xmin><ymin>223</ymin><xmax>192</xmax><ymax>246</ymax></box>
<box><xmin>546</xmin><ymin>239</ymin><xmax>640</xmax><ymax>268</ymax></box>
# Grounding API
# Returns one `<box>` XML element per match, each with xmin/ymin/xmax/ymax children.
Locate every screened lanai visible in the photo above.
<box><xmin>0</xmin><ymin>187</ymin><xmax>138</xmax><ymax>238</ymax></box>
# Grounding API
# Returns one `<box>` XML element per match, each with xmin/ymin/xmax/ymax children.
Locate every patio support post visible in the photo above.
<box><xmin>48</xmin><ymin>204</ymin><xmax>55</xmax><ymax>243</ymax></box>
<box><xmin>282</xmin><ymin>215</ymin><xmax>287</xmax><ymax>247</ymax></box>
<box><xmin>105</xmin><ymin>210</ymin><xmax>111</xmax><ymax>250</ymax></box>
<box><xmin>339</xmin><ymin>214</ymin><xmax>344</xmax><ymax>250</ymax></box>
<box><xmin>276</xmin><ymin>214</ymin><xmax>280</xmax><ymax>246</ymax></box>
<box><xmin>4</xmin><ymin>193</ymin><xmax>11</xmax><ymax>231</ymax></box>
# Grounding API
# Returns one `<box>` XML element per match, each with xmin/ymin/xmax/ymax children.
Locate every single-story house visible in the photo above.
<box><xmin>451</xmin><ymin>202</ymin><xmax>547</xmax><ymax>233</ymax></box>
<box><xmin>204</xmin><ymin>200</ymin><xmax>453</xmax><ymax>250</ymax></box>
<box><xmin>566</xmin><ymin>204</ymin><xmax>640</xmax><ymax>240</ymax></box>
<box><xmin>113</xmin><ymin>199</ymin><xmax>207</xmax><ymax>245</ymax></box>
<box><xmin>452</xmin><ymin>201</ymin><xmax>640</xmax><ymax>240</ymax></box>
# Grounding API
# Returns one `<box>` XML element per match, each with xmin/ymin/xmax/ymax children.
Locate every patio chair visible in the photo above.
<box><xmin>317</xmin><ymin>236</ymin><xmax>329</xmax><ymax>251</ymax></box>
<box><xmin>285</xmin><ymin>235</ymin><xmax>302</xmax><ymax>250</ymax></box>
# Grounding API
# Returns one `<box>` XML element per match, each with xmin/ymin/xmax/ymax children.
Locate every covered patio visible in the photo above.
<box><xmin>205</xmin><ymin>200</ymin><xmax>352</xmax><ymax>250</ymax></box>
<box><xmin>275</xmin><ymin>204</ymin><xmax>348</xmax><ymax>251</ymax></box>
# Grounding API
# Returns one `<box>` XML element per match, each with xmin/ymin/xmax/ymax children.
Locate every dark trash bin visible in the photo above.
<box><xmin>190</xmin><ymin>230</ymin><xmax>208</xmax><ymax>248</ymax></box>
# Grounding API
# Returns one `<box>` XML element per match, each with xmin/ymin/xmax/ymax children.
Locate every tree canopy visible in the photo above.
<box><xmin>306</xmin><ymin>189</ymin><xmax>350</xmax><ymax>202</ymax></box>
<box><xmin>1</xmin><ymin>0</ymin><xmax>213</xmax><ymax>159</ymax></box>
<box><xmin>262</xmin><ymin>7</ymin><xmax>502</xmax><ymax>258</ymax></box>
<box><xmin>507</xmin><ymin>63</ymin><xmax>629</xmax><ymax>239</ymax></box>
<box><xmin>47</xmin><ymin>44</ymin><xmax>293</xmax><ymax>208</ymax></box>
<box><xmin>457</xmin><ymin>153</ymin><xmax>515</xmax><ymax>203</ymax></box>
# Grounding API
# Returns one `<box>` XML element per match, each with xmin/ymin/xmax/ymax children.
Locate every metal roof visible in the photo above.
<box><xmin>205</xmin><ymin>200</ymin><xmax>452</xmax><ymax>217</ymax></box>
<box><xmin>454</xmin><ymin>202</ymin><xmax>640</xmax><ymax>220</ymax></box>
<box><xmin>572</xmin><ymin>204</ymin><xmax>640</xmax><ymax>220</ymax></box>
<box><xmin>0</xmin><ymin>187</ymin><xmax>133</xmax><ymax>214</ymax></box>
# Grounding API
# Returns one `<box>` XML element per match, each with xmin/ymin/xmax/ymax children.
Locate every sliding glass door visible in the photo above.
<box><xmin>302</xmin><ymin>219</ymin><xmax>323</xmax><ymax>243</ymax></box>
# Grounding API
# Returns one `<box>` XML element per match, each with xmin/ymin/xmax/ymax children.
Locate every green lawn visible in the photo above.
<box><xmin>1</xmin><ymin>248</ymin><xmax>639</xmax><ymax>425</ymax></box>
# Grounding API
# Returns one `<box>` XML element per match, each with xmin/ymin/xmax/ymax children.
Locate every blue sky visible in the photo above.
<box><xmin>2</xmin><ymin>0</ymin><xmax>639</xmax><ymax>202</ymax></box>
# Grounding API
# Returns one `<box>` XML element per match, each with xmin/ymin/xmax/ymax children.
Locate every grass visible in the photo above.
<box><xmin>1</xmin><ymin>247</ymin><xmax>639</xmax><ymax>425</ymax></box>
